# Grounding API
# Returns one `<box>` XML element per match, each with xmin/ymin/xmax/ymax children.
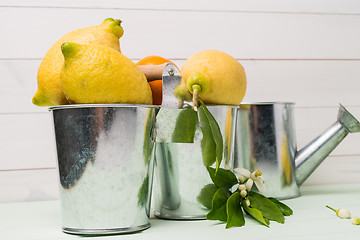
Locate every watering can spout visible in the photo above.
<box><xmin>295</xmin><ymin>104</ymin><xmax>360</xmax><ymax>185</ymax></box>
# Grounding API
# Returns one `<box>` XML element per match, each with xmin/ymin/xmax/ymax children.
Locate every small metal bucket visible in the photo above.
<box><xmin>50</xmin><ymin>104</ymin><xmax>158</xmax><ymax>235</ymax></box>
<box><xmin>153</xmin><ymin>105</ymin><xmax>238</xmax><ymax>219</ymax></box>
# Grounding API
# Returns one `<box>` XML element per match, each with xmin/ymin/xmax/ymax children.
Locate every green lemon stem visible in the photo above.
<box><xmin>61</xmin><ymin>42</ymin><xmax>79</xmax><ymax>59</ymax></box>
<box><xmin>178</xmin><ymin>99</ymin><xmax>184</xmax><ymax>109</ymax></box>
<box><xmin>192</xmin><ymin>84</ymin><xmax>202</xmax><ymax>111</ymax></box>
<box><xmin>104</xmin><ymin>18</ymin><xmax>124</xmax><ymax>38</ymax></box>
<box><xmin>326</xmin><ymin>205</ymin><xmax>337</xmax><ymax>212</ymax></box>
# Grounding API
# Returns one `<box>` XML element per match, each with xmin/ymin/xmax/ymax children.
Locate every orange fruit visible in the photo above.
<box><xmin>148</xmin><ymin>80</ymin><xmax>163</xmax><ymax>105</ymax></box>
<box><xmin>136</xmin><ymin>55</ymin><xmax>178</xmax><ymax>105</ymax></box>
<box><xmin>136</xmin><ymin>55</ymin><xmax>175</xmax><ymax>66</ymax></box>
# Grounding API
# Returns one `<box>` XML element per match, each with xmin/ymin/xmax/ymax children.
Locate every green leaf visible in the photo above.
<box><xmin>241</xmin><ymin>200</ymin><xmax>270</xmax><ymax>227</ymax></box>
<box><xmin>198</xmin><ymin>101</ymin><xmax>223</xmax><ymax>171</ymax></box>
<box><xmin>197</xmin><ymin>184</ymin><xmax>219</xmax><ymax>209</ymax></box>
<box><xmin>206</xmin><ymin>187</ymin><xmax>230</xmax><ymax>222</ymax></box>
<box><xmin>207</xmin><ymin>167</ymin><xmax>238</xmax><ymax>189</ymax></box>
<box><xmin>268</xmin><ymin>197</ymin><xmax>293</xmax><ymax>216</ymax></box>
<box><xmin>143</xmin><ymin>108</ymin><xmax>156</xmax><ymax>165</ymax></box>
<box><xmin>198</xmin><ymin>106</ymin><xmax>217</xmax><ymax>167</ymax></box>
<box><xmin>137</xmin><ymin>174</ymin><xmax>149</xmax><ymax>208</ymax></box>
<box><xmin>225</xmin><ymin>192</ymin><xmax>245</xmax><ymax>229</ymax></box>
<box><xmin>171</xmin><ymin>107</ymin><xmax>198</xmax><ymax>143</ymax></box>
<box><xmin>248</xmin><ymin>191</ymin><xmax>285</xmax><ymax>224</ymax></box>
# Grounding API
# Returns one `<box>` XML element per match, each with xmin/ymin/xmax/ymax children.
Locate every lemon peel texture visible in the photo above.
<box><xmin>181</xmin><ymin>49</ymin><xmax>247</xmax><ymax>106</ymax></box>
<box><xmin>60</xmin><ymin>42</ymin><xmax>152</xmax><ymax>105</ymax></box>
<box><xmin>32</xmin><ymin>18</ymin><xmax>124</xmax><ymax>106</ymax></box>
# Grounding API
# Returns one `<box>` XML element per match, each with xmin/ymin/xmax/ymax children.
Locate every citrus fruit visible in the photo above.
<box><xmin>136</xmin><ymin>55</ymin><xmax>178</xmax><ymax>105</ymax></box>
<box><xmin>60</xmin><ymin>42</ymin><xmax>152</xmax><ymax>105</ymax></box>
<box><xmin>33</xmin><ymin>18</ymin><xmax>124</xmax><ymax>106</ymax></box>
<box><xmin>180</xmin><ymin>49</ymin><xmax>247</xmax><ymax>106</ymax></box>
<box><xmin>147</xmin><ymin>80</ymin><xmax>163</xmax><ymax>105</ymax></box>
<box><xmin>136</xmin><ymin>55</ymin><xmax>176</xmax><ymax>67</ymax></box>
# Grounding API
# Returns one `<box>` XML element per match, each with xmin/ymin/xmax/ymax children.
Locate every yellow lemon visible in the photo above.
<box><xmin>60</xmin><ymin>42</ymin><xmax>152</xmax><ymax>105</ymax></box>
<box><xmin>180</xmin><ymin>49</ymin><xmax>247</xmax><ymax>106</ymax></box>
<box><xmin>32</xmin><ymin>18</ymin><xmax>124</xmax><ymax>106</ymax></box>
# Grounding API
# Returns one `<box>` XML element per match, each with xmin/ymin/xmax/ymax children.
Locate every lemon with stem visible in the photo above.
<box><xmin>180</xmin><ymin>49</ymin><xmax>247</xmax><ymax>109</ymax></box>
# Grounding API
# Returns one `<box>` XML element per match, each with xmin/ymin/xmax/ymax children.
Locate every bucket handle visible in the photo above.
<box><xmin>138</xmin><ymin>63</ymin><xmax>182</xmax><ymax>108</ymax></box>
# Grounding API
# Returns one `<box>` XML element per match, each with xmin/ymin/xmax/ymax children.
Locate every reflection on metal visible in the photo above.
<box><xmin>234</xmin><ymin>103</ymin><xmax>360</xmax><ymax>199</ymax></box>
<box><xmin>50</xmin><ymin>104</ymin><xmax>158</xmax><ymax>235</ymax></box>
<box><xmin>153</xmin><ymin>105</ymin><xmax>238</xmax><ymax>219</ymax></box>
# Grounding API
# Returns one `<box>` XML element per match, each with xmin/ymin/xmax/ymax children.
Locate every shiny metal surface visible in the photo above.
<box><xmin>295</xmin><ymin>104</ymin><xmax>360</xmax><ymax>185</ymax></box>
<box><xmin>234</xmin><ymin>102</ymin><xmax>360</xmax><ymax>199</ymax></box>
<box><xmin>161</xmin><ymin>63</ymin><xmax>183</xmax><ymax>109</ymax></box>
<box><xmin>63</xmin><ymin>224</ymin><xmax>150</xmax><ymax>235</ymax></box>
<box><xmin>50</xmin><ymin>104</ymin><xmax>158</xmax><ymax>235</ymax></box>
<box><xmin>153</xmin><ymin>105</ymin><xmax>238</xmax><ymax>219</ymax></box>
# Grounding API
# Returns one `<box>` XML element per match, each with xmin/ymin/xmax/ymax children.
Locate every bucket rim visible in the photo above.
<box><xmin>49</xmin><ymin>103</ymin><xmax>160</xmax><ymax>111</ymax></box>
<box><xmin>240</xmin><ymin>101</ymin><xmax>295</xmax><ymax>106</ymax></box>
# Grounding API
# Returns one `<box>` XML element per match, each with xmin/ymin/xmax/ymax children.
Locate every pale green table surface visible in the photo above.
<box><xmin>1</xmin><ymin>184</ymin><xmax>360</xmax><ymax>240</ymax></box>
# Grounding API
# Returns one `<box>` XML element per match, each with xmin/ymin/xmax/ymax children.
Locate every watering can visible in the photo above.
<box><xmin>234</xmin><ymin>102</ymin><xmax>360</xmax><ymax>199</ymax></box>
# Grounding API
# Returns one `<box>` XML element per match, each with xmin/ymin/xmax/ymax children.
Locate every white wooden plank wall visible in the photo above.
<box><xmin>1</xmin><ymin>0</ymin><xmax>360</xmax><ymax>203</ymax></box>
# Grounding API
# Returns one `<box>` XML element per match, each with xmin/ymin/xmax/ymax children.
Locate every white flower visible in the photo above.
<box><xmin>326</xmin><ymin>205</ymin><xmax>351</xmax><ymax>219</ymax></box>
<box><xmin>234</xmin><ymin>168</ymin><xmax>265</xmax><ymax>194</ymax></box>
<box><xmin>351</xmin><ymin>216</ymin><xmax>360</xmax><ymax>225</ymax></box>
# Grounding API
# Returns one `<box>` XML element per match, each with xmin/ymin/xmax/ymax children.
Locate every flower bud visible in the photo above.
<box><xmin>238</xmin><ymin>184</ymin><xmax>246</xmax><ymax>191</ymax></box>
<box><xmin>240</xmin><ymin>190</ymin><xmax>247</xmax><ymax>198</ymax></box>
<box><xmin>351</xmin><ymin>216</ymin><xmax>360</xmax><ymax>225</ymax></box>
<box><xmin>238</xmin><ymin>176</ymin><xmax>245</xmax><ymax>183</ymax></box>
<box><xmin>326</xmin><ymin>205</ymin><xmax>351</xmax><ymax>219</ymax></box>
<box><xmin>245</xmin><ymin>199</ymin><xmax>251</xmax><ymax>207</ymax></box>
<box><xmin>336</xmin><ymin>208</ymin><xmax>351</xmax><ymax>219</ymax></box>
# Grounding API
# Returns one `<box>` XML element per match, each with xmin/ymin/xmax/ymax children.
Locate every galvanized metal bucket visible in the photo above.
<box><xmin>50</xmin><ymin>104</ymin><xmax>158</xmax><ymax>235</ymax></box>
<box><xmin>153</xmin><ymin>105</ymin><xmax>238</xmax><ymax>219</ymax></box>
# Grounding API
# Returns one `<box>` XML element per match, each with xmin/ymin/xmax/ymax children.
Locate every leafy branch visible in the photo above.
<box><xmin>185</xmin><ymin>99</ymin><xmax>294</xmax><ymax>228</ymax></box>
<box><xmin>195</xmin><ymin>102</ymin><xmax>293</xmax><ymax>228</ymax></box>
<box><xmin>198</xmin><ymin>167</ymin><xmax>293</xmax><ymax>228</ymax></box>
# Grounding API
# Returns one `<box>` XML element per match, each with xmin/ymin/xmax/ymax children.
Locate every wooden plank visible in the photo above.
<box><xmin>295</xmin><ymin>106</ymin><xmax>360</xmax><ymax>157</ymax></box>
<box><xmin>1</xmin><ymin>0</ymin><xmax>360</xmax><ymax>14</ymax></box>
<box><xmin>304</xmin><ymin>155</ymin><xmax>360</xmax><ymax>186</ymax></box>
<box><xmin>1</xmin><ymin>8</ymin><xmax>360</xmax><ymax>59</ymax></box>
<box><xmin>2</xmin><ymin>59</ymin><xmax>360</xmax><ymax>113</ymax></box>
<box><xmin>0</xmin><ymin>59</ymin><xmax>43</xmax><ymax>113</ymax></box>
<box><xmin>242</xmin><ymin>60</ymin><xmax>360</xmax><ymax>107</ymax></box>
<box><xmin>0</xmin><ymin>168</ymin><xmax>59</xmax><ymax>203</ymax></box>
<box><xmin>0</xmin><ymin>155</ymin><xmax>359</xmax><ymax>203</ymax></box>
<box><xmin>2</xmin><ymin>188</ymin><xmax>360</xmax><ymax>239</ymax></box>
<box><xmin>1</xmin><ymin>107</ymin><xmax>359</xmax><ymax>171</ymax></box>
<box><xmin>0</xmin><ymin>112</ymin><xmax>57</xmax><ymax>170</ymax></box>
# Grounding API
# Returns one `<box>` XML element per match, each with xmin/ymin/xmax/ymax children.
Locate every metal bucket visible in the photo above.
<box><xmin>153</xmin><ymin>105</ymin><xmax>238</xmax><ymax>219</ymax></box>
<box><xmin>50</xmin><ymin>104</ymin><xmax>158</xmax><ymax>235</ymax></box>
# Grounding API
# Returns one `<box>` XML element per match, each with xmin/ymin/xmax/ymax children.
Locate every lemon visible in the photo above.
<box><xmin>60</xmin><ymin>42</ymin><xmax>152</xmax><ymax>105</ymax></box>
<box><xmin>32</xmin><ymin>18</ymin><xmax>124</xmax><ymax>106</ymax></box>
<box><xmin>180</xmin><ymin>49</ymin><xmax>247</xmax><ymax>106</ymax></box>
